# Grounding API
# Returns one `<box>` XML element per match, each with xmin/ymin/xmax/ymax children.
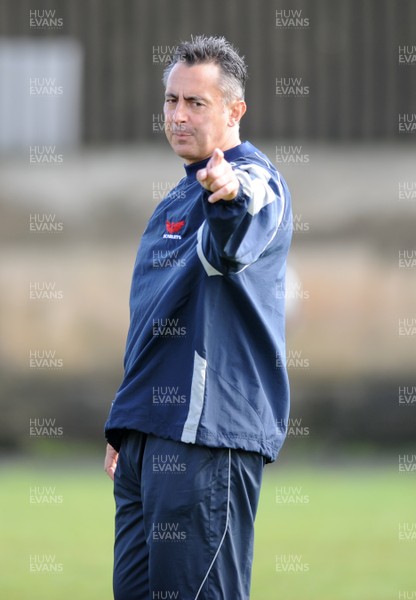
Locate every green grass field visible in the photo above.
<box><xmin>1</xmin><ymin>458</ymin><xmax>414</xmax><ymax>599</ymax></box>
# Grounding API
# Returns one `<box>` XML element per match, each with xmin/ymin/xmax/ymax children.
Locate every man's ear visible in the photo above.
<box><xmin>228</xmin><ymin>100</ymin><xmax>247</xmax><ymax>127</ymax></box>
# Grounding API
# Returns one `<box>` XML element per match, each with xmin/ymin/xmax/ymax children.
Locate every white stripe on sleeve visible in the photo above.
<box><xmin>196</xmin><ymin>222</ymin><xmax>223</xmax><ymax>277</ymax></box>
<box><xmin>234</xmin><ymin>163</ymin><xmax>285</xmax><ymax>226</ymax></box>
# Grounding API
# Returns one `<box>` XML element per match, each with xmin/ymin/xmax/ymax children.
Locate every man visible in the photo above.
<box><xmin>104</xmin><ymin>35</ymin><xmax>292</xmax><ymax>599</ymax></box>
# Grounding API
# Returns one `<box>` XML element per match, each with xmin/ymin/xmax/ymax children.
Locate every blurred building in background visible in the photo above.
<box><xmin>0</xmin><ymin>0</ymin><xmax>415</xmax><ymax>147</ymax></box>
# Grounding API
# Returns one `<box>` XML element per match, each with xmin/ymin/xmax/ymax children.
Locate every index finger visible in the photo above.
<box><xmin>208</xmin><ymin>148</ymin><xmax>224</xmax><ymax>169</ymax></box>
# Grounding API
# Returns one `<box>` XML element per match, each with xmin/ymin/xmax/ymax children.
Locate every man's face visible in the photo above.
<box><xmin>164</xmin><ymin>62</ymin><xmax>239</xmax><ymax>164</ymax></box>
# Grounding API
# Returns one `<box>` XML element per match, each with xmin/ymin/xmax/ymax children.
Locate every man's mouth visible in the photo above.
<box><xmin>167</xmin><ymin>124</ymin><xmax>192</xmax><ymax>135</ymax></box>
<box><xmin>172</xmin><ymin>131</ymin><xmax>192</xmax><ymax>136</ymax></box>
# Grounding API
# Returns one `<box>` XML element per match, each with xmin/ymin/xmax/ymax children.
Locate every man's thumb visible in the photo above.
<box><xmin>196</xmin><ymin>168</ymin><xmax>207</xmax><ymax>182</ymax></box>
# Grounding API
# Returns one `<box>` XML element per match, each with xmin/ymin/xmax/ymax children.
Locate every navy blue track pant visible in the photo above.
<box><xmin>113</xmin><ymin>430</ymin><xmax>264</xmax><ymax>599</ymax></box>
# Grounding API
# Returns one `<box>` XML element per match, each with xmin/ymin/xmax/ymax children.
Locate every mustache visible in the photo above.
<box><xmin>166</xmin><ymin>124</ymin><xmax>193</xmax><ymax>134</ymax></box>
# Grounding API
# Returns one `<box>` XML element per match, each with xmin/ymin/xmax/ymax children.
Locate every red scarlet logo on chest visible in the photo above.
<box><xmin>166</xmin><ymin>219</ymin><xmax>185</xmax><ymax>234</ymax></box>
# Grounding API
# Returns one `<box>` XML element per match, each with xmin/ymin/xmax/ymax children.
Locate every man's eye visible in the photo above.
<box><xmin>165</xmin><ymin>98</ymin><xmax>176</xmax><ymax>104</ymax></box>
<box><xmin>193</xmin><ymin>102</ymin><xmax>203</xmax><ymax>107</ymax></box>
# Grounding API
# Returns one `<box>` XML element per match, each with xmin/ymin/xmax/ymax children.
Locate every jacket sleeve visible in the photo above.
<box><xmin>198</xmin><ymin>162</ymin><xmax>287</xmax><ymax>275</ymax></box>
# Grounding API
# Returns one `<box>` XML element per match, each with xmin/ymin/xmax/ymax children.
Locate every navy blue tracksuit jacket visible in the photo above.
<box><xmin>105</xmin><ymin>141</ymin><xmax>293</xmax><ymax>463</ymax></box>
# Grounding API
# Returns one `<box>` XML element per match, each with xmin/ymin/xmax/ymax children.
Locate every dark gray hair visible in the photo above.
<box><xmin>162</xmin><ymin>35</ymin><xmax>247</xmax><ymax>104</ymax></box>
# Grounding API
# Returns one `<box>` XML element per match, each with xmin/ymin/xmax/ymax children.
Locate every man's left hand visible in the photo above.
<box><xmin>196</xmin><ymin>148</ymin><xmax>240</xmax><ymax>203</ymax></box>
<box><xmin>104</xmin><ymin>443</ymin><xmax>119</xmax><ymax>481</ymax></box>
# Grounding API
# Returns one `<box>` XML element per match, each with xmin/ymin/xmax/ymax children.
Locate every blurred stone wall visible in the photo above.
<box><xmin>0</xmin><ymin>0</ymin><xmax>415</xmax><ymax>453</ymax></box>
<box><xmin>1</xmin><ymin>142</ymin><xmax>415</xmax><ymax>451</ymax></box>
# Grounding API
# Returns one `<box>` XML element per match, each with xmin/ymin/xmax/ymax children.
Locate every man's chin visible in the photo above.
<box><xmin>168</xmin><ymin>141</ymin><xmax>198</xmax><ymax>163</ymax></box>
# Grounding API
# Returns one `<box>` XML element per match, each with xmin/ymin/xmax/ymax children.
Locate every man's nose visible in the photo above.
<box><xmin>173</xmin><ymin>100</ymin><xmax>187</xmax><ymax>122</ymax></box>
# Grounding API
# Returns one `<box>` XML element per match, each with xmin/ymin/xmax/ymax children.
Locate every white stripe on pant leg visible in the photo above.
<box><xmin>194</xmin><ymin>449</ymin><xmax>232</xmax><ymax>600</ymax></box>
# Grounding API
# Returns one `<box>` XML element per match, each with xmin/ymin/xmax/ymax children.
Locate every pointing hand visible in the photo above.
<box><xmin>196</xmin><ymin>148</ymin><xmax>240</xmax><ymax>203</ymax></box>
